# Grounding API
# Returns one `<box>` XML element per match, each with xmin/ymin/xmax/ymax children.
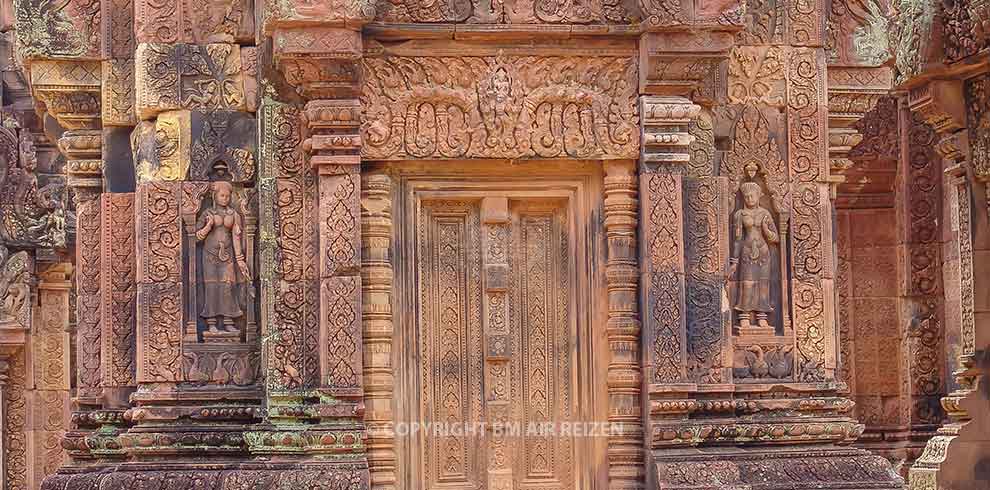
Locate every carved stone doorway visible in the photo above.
<box><xmin>392</xmin><ymin>166</ymin><xmax>607</xmax><ymax>490</ymax></box>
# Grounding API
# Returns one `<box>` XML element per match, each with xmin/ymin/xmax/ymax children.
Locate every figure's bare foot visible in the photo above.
<box><xmin>739</xmin><ymin>316</ymin><xmax>752</xmax><ymax>330</ymax></box>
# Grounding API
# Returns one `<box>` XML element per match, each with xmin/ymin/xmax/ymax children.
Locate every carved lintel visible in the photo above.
<box><xmin>827</xmin><ymin>68</ymin><xmax>894</xmax><ymax>169</ymax></box>
<box><xmin>638</xmin><ymin>0</ymin><xmax>745</xmax><ymax>30</ymax></box>
<box><xmin>263</xmin><ymin>0</ymin><xmax>375</xmax><ymax>33</ymax></box>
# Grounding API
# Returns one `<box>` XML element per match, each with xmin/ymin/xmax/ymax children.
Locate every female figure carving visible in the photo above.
<box><xmin>729</xmin><ymin>181</ymin><xmax>779</xmax><ymax>331</ymax></box>
<box><xmin>195</xmin><ymin>181</ymin><xmax>249</xmax><ymax>335</ymax></box>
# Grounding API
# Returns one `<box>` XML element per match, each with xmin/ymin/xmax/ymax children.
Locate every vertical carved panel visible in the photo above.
<box><xmin>514</xmin><ymin>206</ymin><xmax>573</xmax><ymax>488</ymax></box>
<box><xmin>643</xmin><ymin>172</ymin><xmax>686</xmax><ymax>383</ymax></box>
<box><xmin>321</xmin><ymin>169</ymin><xmax>360</xmax><ymax>278</ymax></box>
<box><xmin>101</xmin><ymin>0</ymin><xmax>135</xmax><ymax>57</ymax></box>
<box><xmin>2</xmin><ymin>349</ymin><xmax>26</xmax><ymax>490</ymax></box>
<box><xmin>101</xmin><ymin>193</ymin><xmax>137</xmax><ymax>390</ymax></box>
<box><xmin>787</xmin><ymin>48</ymin><xmax>831</xmax><ymax>382</ymax></box>
<box><xmin>102</xmin><ymin>59</ymin><xmax>137</xmax><ymax>126</ymax></box>
<box><xmin>789</xmin><ymin>0</ymin><xmax>824</xmax><ymax>46</ymax></box>
<box><xmin>260</xmin><ymin>102</ymin><xmax>321</xmax><ymax>391</ymax></box>
<box><xmin>321</xmin><ymin>276</ymin><xmax>362</xmax><ymax>396</ymax></box>
<box><xmin>75</xmin><ymin>191</ymin><xmax>103</xmax><ymax>400</ymax></box>
<box><xmin>835</xmin><ymin>212</ymin><xmax>855</xmax><ymax>391</ymax></box>
<box><xmin>136</xmin><ymin>182</ymin><xmax>184</xmax><ymax>382</ymax></box>
<box><xmin>33</xmin><ymin>269</ymin><xmax>73</xmax><ymax>486</ymax></box>
<box><xmin>957</xmin><ymin>183</ymin><xmax>975</xmax><ymax>359</ymax></box>
<box><xmin>417</xmin><ymin>200</ymin><xmax>484</xmax><ymax>489</ymax></box>
<box><xmin>902</xmin><ymin>111</ymin><xmax>945</xmax><ymax>425</ymax></box>
<box><xmin>35</xmin><ymin>271</ymin><xmax>71</xmax><ymax>393</ymax></box>
<box><xmin>481</xmin><ymin>197</ymin><xmax>512</xmax><ymax>490</ymax></box>
<box><xmin>684</xmin><ymin>177</ymin><xmax>730</xmax><ymax>383</ymax></box>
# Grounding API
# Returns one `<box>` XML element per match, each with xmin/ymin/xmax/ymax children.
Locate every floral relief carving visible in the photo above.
<box><xmin>362</xmin><ymin>55</ymin><xmax>638</xmax><ymax>160</ymax></box>
<box><xmin>136</xmin><ymin>43</ymin><xmax>246</xmax><ymax>118</ymax></box>
<box><xmin>728</xmin><ymin>47</ymin><xmax>785</xmax><ymax>107</ymax></box>
<box><xmin>374</xmin><ymin>0</ymin><xmax>634</xmax><ymax>23</ymax></box>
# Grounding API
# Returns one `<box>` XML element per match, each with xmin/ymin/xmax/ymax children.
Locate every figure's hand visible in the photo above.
<box><xmin>727</xmin><ymin>260</ymin><xmax>738</xmax><ymax>279</ymax></box>
<box><xmin>237</xmin><ymin>260</ymin><xmax>250</xmax><ymax>279</ymax></box>
<box><xmin>196</xmin><ymin>230</ymin><xmax>208</xmax><ymax>240</ymax></box>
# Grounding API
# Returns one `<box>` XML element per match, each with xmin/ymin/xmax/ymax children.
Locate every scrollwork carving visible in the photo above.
<box><xmin>361</xmin><ymin>55</ymin><xmax>638</xmax><ymax>160</ymax></box>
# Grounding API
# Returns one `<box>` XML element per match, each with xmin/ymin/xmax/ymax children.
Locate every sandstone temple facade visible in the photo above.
<box><xmin>0</xmin><ymin>0</ymin><xmax>987</xmax><ymax>489</ymax></box>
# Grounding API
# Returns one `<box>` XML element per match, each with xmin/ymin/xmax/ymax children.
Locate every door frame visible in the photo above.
<box><xmin>381</xmin><ymin>160</ymin><xmax>610</xmax><ymax>490</ymax></box>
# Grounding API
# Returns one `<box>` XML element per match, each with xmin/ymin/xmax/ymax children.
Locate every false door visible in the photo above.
<box><xmin>400</xmin><ymin>180</ymin><xmax>598</xmax><ymax>490</ymax></box>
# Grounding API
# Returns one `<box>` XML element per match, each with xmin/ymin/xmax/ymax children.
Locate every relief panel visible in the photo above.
<box><xmin>362</xmin><ymin>55</ymin><xmax>638</xmax><ymax>160</ymax></box>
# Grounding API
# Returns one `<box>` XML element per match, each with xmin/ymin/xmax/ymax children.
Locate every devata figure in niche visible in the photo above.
<box><xmin>196</xmin><ymin>181</ymin><xmax>250</xmax><ymax>339</ymax></box>
<box><xmin>729</xmin><ymin>181</ymin><xmax>779</xmax><ymax>332</ymax></box>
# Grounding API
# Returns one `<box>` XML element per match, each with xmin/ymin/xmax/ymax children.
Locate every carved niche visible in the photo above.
<box><xmin>0</xmin><ymin>126</ymin><xmax>66</xmax><ymax>248</ymax></box>
<box><xmin>133</xmin><ymin>110</ymin><xmax>260</xmax><ymax>388</ymax></box>
<box><xmin>361</xmin><ymin>53</ymin><xmax>639</xmax><ymax>160</ymax></box>
<box><xmin>181</xmin><ymin>181</ymin><xmax>258</xmax><ymax>385</ymax></box>
<box><xmin>133</xmin><ymin>111</ymin><xmax>255</xmax><ymax>183</ymax></box>
<box><xmin>719</xmin><ymin>103</ymin><xmax>795</xmax><ymax>381</ymax></box>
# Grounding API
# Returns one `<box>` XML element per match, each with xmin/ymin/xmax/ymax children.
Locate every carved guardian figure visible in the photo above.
<box><xmin>195</xmin><ymin>180</ymin><xmax>249</xmax><ymax>337</ymax></box>
<box><xmin>730</xmin><ymin>181</ymin><xmax>779</xmax><ymax>331</ymax></box>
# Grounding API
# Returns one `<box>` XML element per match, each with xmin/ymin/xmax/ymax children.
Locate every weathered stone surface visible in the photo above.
<box><xmin>2</xmin><ymin>1</ymin><xmax>988</xmax><ymax>490</ymax></box>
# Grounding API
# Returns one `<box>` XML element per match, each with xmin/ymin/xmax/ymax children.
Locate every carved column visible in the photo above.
<box><xmin>604</xmin><ymin>160</ymin><xmax>643</xmax><ymax>489</ymax></box>
<box><xmin>98</xmin><ymin>192</ymin><xmax>136</xmax><ymax>412</ymax></box>
<box><xmin>259</xmin><ymin>9</ymin><xmax>369</xmax><ymax>479</ymax></box>
<box><xmin>306</xmin><ymin>100</ymin><xmax>363</xmax><ymax>402</ymax></box>
<box><xmin>639</xmin><ymin>95</ymin><xmax>700</xmax><ymax>484</ymax></box>
<box><xmin>361</xmin><ymin>174</ymin><xmax>394</xmax><ymax>490</ymax></box>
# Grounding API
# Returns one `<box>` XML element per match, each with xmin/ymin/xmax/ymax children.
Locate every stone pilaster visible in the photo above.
<box><xmin>29</xmin><ymin>265</ymin><xmax>72</xmax><ymax>487</ymax></box>
<box><xmin>58</xmin><ymin>130</ymin><xmax>105</xmax><ymax>463</ymax></box>
<box><xmin>361</xmin><ymin>174</ymin><xmax>395</xmax><ymax>490</ymax></box>
<box><xmin>908</xmin><ymin>73</ymin><xmax>990</xmax><ymax>490</ymax></box>
<box><xmin>604</xmin><ymin>160</ymin><xmax>643</xmax><ymax>490</ymax></box>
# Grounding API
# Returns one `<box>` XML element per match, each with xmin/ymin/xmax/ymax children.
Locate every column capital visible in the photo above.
<box><xmin>58</xmin><ymin>129</ymin><xmax>104</xmax><ymax>192</ymax></box>
<box><xmin>640</xmin><ymin>96</ymin><xmax>700</xmax><ymax>169</ymax></box>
